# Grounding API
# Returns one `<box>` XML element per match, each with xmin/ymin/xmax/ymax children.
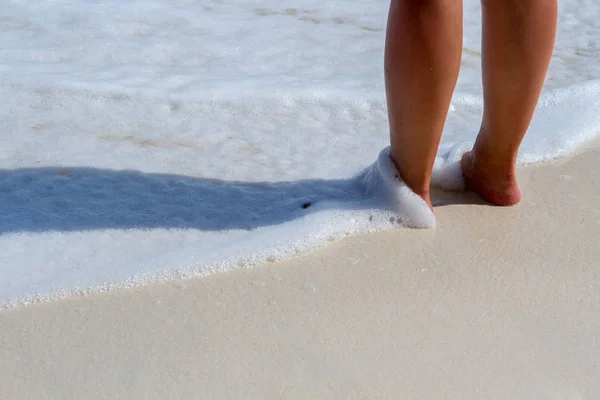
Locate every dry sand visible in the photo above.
<box><xmin>1</xmin><ymin>141</ymin><xmax>599</xmax><ymax>399</ymax></box>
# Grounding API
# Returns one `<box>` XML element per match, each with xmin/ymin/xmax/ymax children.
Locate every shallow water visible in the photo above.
<box><xmin>1</xmin><ymin>0</ymin><xmax>599</xmax><ymax>306</ymax></box>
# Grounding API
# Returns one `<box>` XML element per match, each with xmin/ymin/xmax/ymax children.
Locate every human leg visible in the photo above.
<box><xmin>385</xmin><ymin>0</ymin><xmax>463</xmax><ymax>210</ymax></box>
<box><xmin>462</xmin><ymin>0</ymin><xmax>558</xmax><ymax>205</ymax></box>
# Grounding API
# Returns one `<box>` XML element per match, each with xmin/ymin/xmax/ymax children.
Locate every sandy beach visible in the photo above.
<box><xmin>1</xmin><ymin>140</ymin><xmax>599</xmax><ymax>399</ymax></box>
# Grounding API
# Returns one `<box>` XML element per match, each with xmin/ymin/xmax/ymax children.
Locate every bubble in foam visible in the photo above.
<box><xmin>357</xmin><ymin>147</ymin><xmax>436</xmax><ymax>228</ymax></box>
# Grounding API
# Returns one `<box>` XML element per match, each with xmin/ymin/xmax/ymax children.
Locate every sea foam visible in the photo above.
<box><xmin>2</xmin><ymin>0</ymin><xmax>600</xmax><ymax>306</ymax></box>
<box><xmin>2</xmin><ymin>80</ymin><xmax>600</xmax><ymax>307</ymax></box>
<box><xmin>357</xmin><ymin>147</ymin><xmax>436</xmax><ymax>228</ymax></box>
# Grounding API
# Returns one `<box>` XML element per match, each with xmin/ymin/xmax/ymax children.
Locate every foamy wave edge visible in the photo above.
<box><xmin>3</xmin><ymin>80</ymin><xmax>600</xmax><ymax>308</ymax></box>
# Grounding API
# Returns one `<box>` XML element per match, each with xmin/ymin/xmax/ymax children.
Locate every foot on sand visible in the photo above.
<box><xmin>460</xmin><ymin>151</ymin><xmax>521</xmax><ymax>206</ymax></box>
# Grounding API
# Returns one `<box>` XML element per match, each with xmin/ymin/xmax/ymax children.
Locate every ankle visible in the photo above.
<box><xmin>388</xmin><ymin>154</ymin><xmax>433</xmax><ymax>210</ymax></box>
<box><xmin>404</xmin><ymin>184</ymin><xmax>433</xmax><ymax>210</ymax></box>
<box><xmin>461</xmin><ymin>151</ymin><xmax>522</xmax><ymax>206</ymax></box>
<box><xmin>471</xmin><ymin>141</ymin><xmax>517</xmax><ymax>179</ymax></box>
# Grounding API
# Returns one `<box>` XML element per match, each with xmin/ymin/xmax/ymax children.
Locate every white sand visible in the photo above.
<box><xmin>1</xmin><ymin>141</ymin><xmax>600</xmax><ymax>399</ymax></box>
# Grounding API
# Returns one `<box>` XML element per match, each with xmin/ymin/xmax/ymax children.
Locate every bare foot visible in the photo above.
<box><xmin>460</xmin><ymin>151</ymin><xmax>521</xmax><ymax>206</ymax></box>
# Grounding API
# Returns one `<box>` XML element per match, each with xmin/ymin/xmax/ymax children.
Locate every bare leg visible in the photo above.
<box><xmin>385</xmin><ymin>0</ymin><xmax>463</xmax><ymax>210</ymax></box>
<box><xmin>462</xmin><ymin>0</ymin><xmax>558</xmax><ymax>205</ymax></box>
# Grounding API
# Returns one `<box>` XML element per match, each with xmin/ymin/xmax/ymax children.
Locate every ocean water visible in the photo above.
<box><xmin>1</xmin><ymin>0</ymin><xmax>600</xmax><ymax>307</ymax></box>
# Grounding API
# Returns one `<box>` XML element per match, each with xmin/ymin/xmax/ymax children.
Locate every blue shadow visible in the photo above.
<box><xmin>0</xmin><ymin>167</ymin><xmax>369</xmax><ymax>234</ymax></box>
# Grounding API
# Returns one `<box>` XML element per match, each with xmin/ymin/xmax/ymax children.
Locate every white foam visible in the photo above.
<box><xmin>2</xmin><ymin>0</ymin><xmax>600</xmax><ymax>306</ymax></box>
<box><xmin>2</xmin><ymin>81</ymin><xmax>600</xmax><ymax>307</ymax></box>
<box><xmin>357</xmin><ymin>147</ymin><xmax>436</xmax><ymax>228</ymax></box>
<box><xmin>432</xmin><ymin>141</ymin><xmax>473</xmax><ymax>190</ymax></box>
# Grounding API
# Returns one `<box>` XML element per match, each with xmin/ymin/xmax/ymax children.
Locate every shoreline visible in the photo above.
<box><xmin>1</xmin><ymin>139</ymin><xmax>599</xmax><ymax>399</ymax></box>
<box><xmin>2</xmin><ymin>138</ymin><xmax>596</xmax><ymax>310</ymax></box>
